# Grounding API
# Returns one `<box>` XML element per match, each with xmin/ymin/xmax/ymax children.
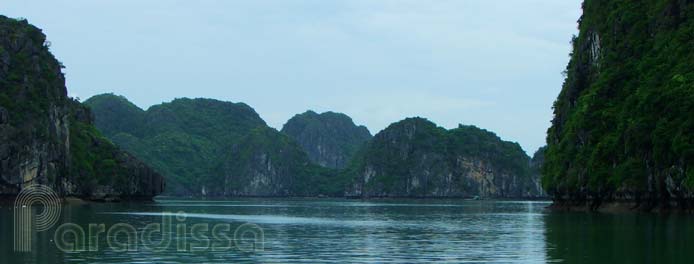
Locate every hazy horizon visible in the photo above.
<box><xmin>1</xmin><ymin>0</ymin><xmax>582</xmax><ymax>154</ymax></box>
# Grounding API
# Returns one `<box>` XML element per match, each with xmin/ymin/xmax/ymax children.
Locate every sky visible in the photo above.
<box><xmin>1</xmin><ymin>0</ymin><xmax>582</xmax><ymax>154</ymax></box>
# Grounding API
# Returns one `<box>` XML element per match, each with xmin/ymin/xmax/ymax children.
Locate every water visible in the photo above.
<box><xmin>1</xmin><ymin>199</ymin><xmax>693</xmax><ymax>263</ymax></box>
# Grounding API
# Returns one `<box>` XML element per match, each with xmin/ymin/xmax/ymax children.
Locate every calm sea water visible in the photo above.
<box><xmin>2</xmin><ymin>198</ymin><xmax>693</xmax><ymax>263</ymax></box>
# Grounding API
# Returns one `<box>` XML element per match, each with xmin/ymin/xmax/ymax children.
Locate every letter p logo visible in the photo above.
<box><xmin>13</xmin><ymin>184</ymin><xmax>62</xmax><ymax>252</ymax></box>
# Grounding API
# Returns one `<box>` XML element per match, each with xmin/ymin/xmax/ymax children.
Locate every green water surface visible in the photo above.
<box><xmin>1</xmin><ymin>199</ymin><xmax>693</xmax><ymax>263</ymax></box>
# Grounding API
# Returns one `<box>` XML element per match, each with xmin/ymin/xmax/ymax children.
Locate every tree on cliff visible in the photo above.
<box><xmin>542</xmin><ymin>0</ymin><xmax>693</xmax><ymax>210</ymax></box>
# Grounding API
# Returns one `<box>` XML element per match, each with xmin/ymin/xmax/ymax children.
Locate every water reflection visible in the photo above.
<box><xmin>544</xmin><ymin>212</ymin><xmax>694</xmax><ymax>263</ymax></box>
<box><xmin>7</xmin><ymin>199</ymin><xmax>693</xmax><ymax>263</ymax></box>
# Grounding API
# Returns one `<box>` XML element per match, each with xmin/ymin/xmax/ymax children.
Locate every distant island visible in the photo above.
<box><xmin>2</xmin><ymin>0</ymin><xmax>690</xmax><ymax>212</ymax></box>
<box><xmin>86</xmin><ymin>94</ymin><xmax>544</xmax><ymax>198</ymax></box>
<box><xmin>0</xmin><ymin>15</ymin><xmax>543</xmax><ymax>201</ymax></box>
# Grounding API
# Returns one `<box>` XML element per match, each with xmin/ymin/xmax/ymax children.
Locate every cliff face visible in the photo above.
<box><xmin>281</xmin><ymin>111</ymin><xmax>372</xmax><ymax>169</ymax></box>
<box><xmin>530</xmin><ymin>147</ymin><xmax>547</xmax><ymax>198</ymax></box>
<box><xmin>0</xmin><ymin>16</ymin><xmax>163</xmax><ymax>200</ymax></box>
<box><xmin>543</xmin><ymin>0</ymin><xmax>693</xmax><ymax>211</ymax></box>
<box><xmin>219</xmin><ymin>127</ymin><xmax>339</xmax><ymax>197</ymax></box>
<box><xmin>84</xmin><ymin>94</ymin><xmax>267</xmax><ymax>196</ymax></box>
<box><xmin>86</xmin><ymin>94</ymin><xmax>544</xmax><ymax>198</ymax></box>
<box><xmin>87</xmin><ymin>94</ymin><xmax>351</xmax><ymax>197</ymax></box>
<box><xmin>346</xmin><ymin>118</ymin><xmax>542</xmax><ymax>198</ymax></box>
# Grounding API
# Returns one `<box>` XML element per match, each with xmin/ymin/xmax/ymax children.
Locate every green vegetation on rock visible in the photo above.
<box><xmin>0</xmin><ymin>16</ymin><xmax>162</xmax><ymax>200</ymax></box>
<box><xmin>81</xmin><ymin>93</ymin><xmax>145</xmax><ymax>138</ymax></box>
<box><xmin>220</xmin><ymin>126</ymin><xmax>340</xmax><ymax>197</ymax></box>
<box><xmin>281</xmin><ymin>110</ymin><xmax>372</xmax><ymax>169</ymax></box>
<box><xmin>543</xmin><ymin>0</ymin><xmax>693</xmax><ymax>209</ymax></box>
<box><xmin>345</xmin><ymin>117</ymin><xmax>542</xmax><ymax>198</ymax></box>
<box><xmin>86</xmin><ymin>94</ymin><xmax>349</xmax><ymax>197</ymax></box>
<box><xmin>84</xmin><ymin>94</ymin><xmax>267</xmax><ymax>196</ymax></box>
<box><xmin>87</xmin><ymin>93</ymin><xmax>542</xmax><ymax>198</ymax></box>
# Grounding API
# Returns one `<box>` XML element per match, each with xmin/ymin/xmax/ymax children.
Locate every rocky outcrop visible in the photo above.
<box><xmin>543</xmin><ymin>0</ymin><xmax>694</xmax><ymax>212</ymax></box>
<box><xmin>530</xmin><ymin>147</ymin><xmax>547</xmax><ymax>198</ymax></box>
<box><xmin>282</xmin><ymin>111</ymin><xmax>372</xmax><ymax>169</ymax></box>
<box><xmin>0</xmin><ymin>16</ymin><xmax>163</xmax><ymax>201</ymax></box>
<box><xmin>345</xmin><ymin>118</ymin><xmax>542</xmax><ymax>198</ymax></box>
<box><xmin>83</xmin><ymin>93</ymin><xmax>145</xmax><ymax>139</ymax></box>
<box><xmin>219</xmin><ymin>127</ymin><xmax>338</xmax><ymax>197</ymax></box>
<box><xmin>85</xmin><ymin>94</ymin><xmax>267</xmax><ymax>196</ymax></box>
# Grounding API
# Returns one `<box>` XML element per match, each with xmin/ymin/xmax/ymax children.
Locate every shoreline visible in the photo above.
<box><xmin>155</xmin><ymin>195</ymin><xmax>552</xmax><ymax>202</ymax></box>
<box><xmin>547</xmin><ymin>200</ymin><xmax>694</xmax><ymax>214</ymax></box>
<box><xmin>1</xmin><ymin>192</ymin><xmax>555</xmax><ymax>206</ymax></box>
<box><xmin>0</xmin><ymin>195</ymin><xmax>157</xmax><ymax>206</ymax></box>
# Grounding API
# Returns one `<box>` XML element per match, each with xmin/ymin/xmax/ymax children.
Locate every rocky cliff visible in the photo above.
<box><xmin>87</xmin><ymin>94</ymin><xmax>349</xmax><ymax>197</ymax></box>
<box><xmin>84</xmin><ymin>94</ymin><xmax>267</xmax><ymax>196</ymax></box>
<box><xmin>543</xmin><ymin>0</ymin><xmax>693</xmax><ymax>211</ymax></box>
<box><xmin>219</xmin><ymin>127</ymin><xmax>340</xmax><ymax>197</ymax></box>
<box><xmin>0</xmin><ymin>16</ymin><xmax>163</xmax><ymax>201</ymax></box>
<box><xmin>530</xmin><ymin>146</ymin><xmax>547</xmax><ymax>198</ymax></box>
<box><xmin>345</xmin><ymin>118</ymin><xmax>542</xmax><ymax>198</ymax></box>
<box><xmin>86</xmin><ymin>94</ymin><xmax>544</xmax><ymax>198</ymax></box>
<box><xmin>281</xmin><ymin>110</ymin><xmax>372</xmax><ymax>169</ymax></box>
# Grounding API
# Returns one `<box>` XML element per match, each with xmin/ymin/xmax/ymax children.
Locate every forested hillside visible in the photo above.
<box><xmin>0</xmin><ymin>16</ymin><xmax>163</xmax><ymax>200</ymax></box>
<box><xmin>282</xmin><ymin>110</ymin><xmax>371</xmax><ymax>169</ymax></box>
<box><xmin>85</xmin><ymin>95</ymin><xmax>268</xmax><ymax>195</ymax></box>
<box><xmin>543</xmin><ymin>0</ymin><xmax>693</xmax><ymax>211</ymax></box>
<box><xmin>345</xmin><ymin>118</ymin><xmax>543</xmax><ymax>198</ymax></box>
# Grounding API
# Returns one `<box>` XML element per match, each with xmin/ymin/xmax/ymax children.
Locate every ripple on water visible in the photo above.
<box><xmin>4</xmin><ymin>200</ymin><xmax>552</xmax><ymax>263</ymax></box>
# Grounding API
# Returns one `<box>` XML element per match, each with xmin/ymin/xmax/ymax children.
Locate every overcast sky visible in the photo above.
<box><xmin>2</xmin><ymin>0</ymin><xmax>582</xmax><ymax>154</ymax></box>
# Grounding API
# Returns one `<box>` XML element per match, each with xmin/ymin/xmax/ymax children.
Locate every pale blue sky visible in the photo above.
<box><xmin>2</xmin><ymin>0</ymin><xmax>582</xmax><ymax>154</ymax></box>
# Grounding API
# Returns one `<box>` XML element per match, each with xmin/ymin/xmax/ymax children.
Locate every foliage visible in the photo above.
<box><xmin>543</xmin><ymin>0</ymin><xmax>694</xmax><ymax>198</ymax></box>
<box><xmin>84</xmin><ymin>95</ymin><xmax>269</xmax><ymax>195</ymax></box>
<box><xmin>0</xmin><ymin>15</ymin><xmax>155</xmax><ymax>198</ymax></box>
<box><xmin>448</xmin><ymin>124</ymin><xmax>531</xmax><ymax>178</ymax></box>
<box><xmin>83</xmin><ymin>94</ymin><xmax>145</xmax><ymax>138</ymax></box>
<box><xmin>344</xmin><ymin>118</ymin><xmax>535</xmax><ymax>195</ymax></box>
<box><xmin>68</xmin><ymin>109</ymin><xmax>130</xmax><ymax>195</ymax></box>
<box><xmin>221</xmin><ymin>126</ymin><xmax>342</xmax><ymax>196</ymax></box>
<box><xmin>0</xmin><ymin>15</ymin><xmax>67</xmax><ymax>126</ymax></box>
<box><xmin>281</xmin><ymin>110</ymin><xmax>372</xmax><ymax>169</ymax></box>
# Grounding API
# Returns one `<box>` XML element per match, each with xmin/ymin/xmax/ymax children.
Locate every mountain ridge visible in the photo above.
<box><xmin>281</xmin><ymin>110</ymin><xmax>372</xmax><ymax>169</ymax></box>
<box><xmin>86</xmin><ymin>94</ymin><xmax>543</xmax><ymax>199</ymax></box>
<box><xmin>345</xmin><ymin>117</ymin><xmax>543</xmax><ymax>198</ymax></box>
<box><xmin>84</xmin><ymin>94</ymin><xmax>267</xmax><ymax>196</ymax></box>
